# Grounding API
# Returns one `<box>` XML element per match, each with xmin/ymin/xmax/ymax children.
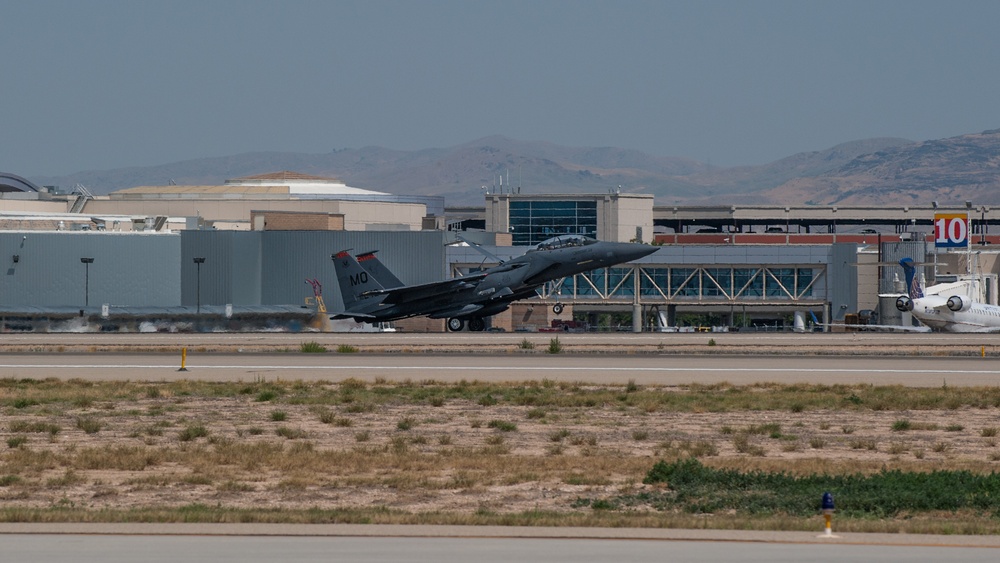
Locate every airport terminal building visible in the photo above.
<box><xmin>2</xmin><ymin>170</ymin><xmax>996</xmax><ymax>332</ymax></box>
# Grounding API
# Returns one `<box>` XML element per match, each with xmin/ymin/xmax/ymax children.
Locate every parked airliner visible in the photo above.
<box><xmin>894</xmin><ymin>257</ymin><xmax>1000</xmax><ymax>332</ymax></box>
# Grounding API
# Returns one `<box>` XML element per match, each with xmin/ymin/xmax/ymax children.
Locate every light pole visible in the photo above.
<box><xmin>80</xmin><ymin>257</ymin><xmax>94</xmax><ymax>307</ymax></box>
<box><xmin>966</xmin><ymin>201</ymin><xmax>973</xmax><ymax>274</ymax></box>
<box><xmin>981</xmin><ymin>206</ymin><xmax>990</xmax><ymax>245</ymax></box>
<box><xmin>784</xmin><ymin>206</ymin><xmax>790</xmax><ymax>245</ymax></box>
<box><xmin>193</xmin><ymin>257</ymin><xmax>206</xmax><ymax>313</ymax></box>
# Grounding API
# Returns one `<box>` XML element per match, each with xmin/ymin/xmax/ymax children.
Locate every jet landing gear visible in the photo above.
<box><xmin>552</xmin><ymin>303</ymin><xmax>564</xmax><ymax>315</ymax></box>
<box><xmin>447</xmin><ymin>317</ymin><xmax>487</xmax><ymax>332</ymax></box>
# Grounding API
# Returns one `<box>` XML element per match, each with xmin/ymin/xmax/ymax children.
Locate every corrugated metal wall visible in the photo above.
<box><xmin>181</xmin><ymin>231</ymin><xmax>448</xmax><ymax>309</ymax></box>
<box><xmin>4</xmin><ymin>230</ymin><xmax>852</xmax><ymax>318</ymax></box>
<box><xmin>0</xmin><ymin>232</ymin><xmax>180</xmax><ymax>307</ymax></box>
<box><xmin>829</xmin><ymin>243</ymin><xmax>859</xmax><ymax>321</ymax></box>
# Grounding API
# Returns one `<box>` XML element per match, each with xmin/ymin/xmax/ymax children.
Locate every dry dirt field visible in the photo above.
<box><xmin>3</xmin><ymin>378</ymin><xmax>1000</xmax><ymax>523</ymax></box>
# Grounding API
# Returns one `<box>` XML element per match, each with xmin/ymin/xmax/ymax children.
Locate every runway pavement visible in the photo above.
<box><xmin>3</xmin><ymin>330</ymin><xmax>998</xmax><ymax>349</ymax></box>
<box><xmin>0</xmin><ymin>352</ymin><xmax>998</xmax><ymax>386</ymax></box>
<box><xmin>1</xmin><ymin>524</ymin><xmax>998</xmax><ymax>562</ymax></box>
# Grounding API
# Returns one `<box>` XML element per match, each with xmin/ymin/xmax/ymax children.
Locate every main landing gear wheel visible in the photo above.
<box><xmin>552</xmin><ymin>303</ymin><xmax>564</xmax><ymax>315</ymax></box>
<box><xmin>468</xmin><ymin>318</ymin><xmax>487</xmax><ymax>332</ymax></box>
<box><xmin>447</xmin><ymin>318</ymin><xmax>465</xmax><ymax>332</ymax></box>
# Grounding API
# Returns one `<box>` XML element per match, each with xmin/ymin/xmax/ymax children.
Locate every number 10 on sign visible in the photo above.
<box><xmin>934</xmin><ymin>214</ymin><xmax>969</xmax><ymax>248</ymax></box>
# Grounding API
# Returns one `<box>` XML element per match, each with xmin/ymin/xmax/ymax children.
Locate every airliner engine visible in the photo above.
<box><xmin>895</xmin><ymin>296</ymin><xmax>913</xmax><ymax>312</ymax></box>
<box><xmin>946</xmin><ymin>295</ymin><xmax>973</xmax><ymax>312</ymax></box>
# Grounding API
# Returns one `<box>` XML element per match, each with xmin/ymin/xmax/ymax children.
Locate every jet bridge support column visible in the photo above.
<box><xmin>632</xmin><ymin>303</ymin><xmax>643</xmax><ymax>333</ymax></box>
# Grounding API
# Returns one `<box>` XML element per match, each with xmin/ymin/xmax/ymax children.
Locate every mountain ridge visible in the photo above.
<box><xmin>27</xmin><ymin>129</ymin><xmax>1000</xmax><ymax>207</ymax></box>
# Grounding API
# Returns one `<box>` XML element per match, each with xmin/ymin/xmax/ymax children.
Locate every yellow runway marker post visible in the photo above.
<box><xmin>818</xmin><ymin>492</ymin><xmax>840</xmax><ymax>538</ymax></box>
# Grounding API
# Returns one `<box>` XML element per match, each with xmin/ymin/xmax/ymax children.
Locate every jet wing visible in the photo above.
<box><xmin>522</xmin><ymin>263</ymin><xmax>564</xmax><ymax>286</ymax></box>
<box><xmin>857</xmin><ymin>323</ymin><xmax>932</xmax><ymax>333</ymax></box>
<box><xmin>359</xmin><ymin>272</ymin><xmax>488</xmax><ymax>305</ymax></box>
<box><xmin>819</xmin><ymin>322</ymin><xmax>931</xmax><ymax>333</ymax></box>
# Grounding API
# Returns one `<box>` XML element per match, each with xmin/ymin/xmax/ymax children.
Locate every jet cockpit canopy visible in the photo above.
<box><xmin>531</xmin><ymin>235</ymin><xmax>598</xmax><ymax>252</ymax></box>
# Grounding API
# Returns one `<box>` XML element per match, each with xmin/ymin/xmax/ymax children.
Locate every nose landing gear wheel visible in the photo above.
<box><xmin>447</xmin><ymin>318</ymin><xmax>465</xmax><ymax>332</ymax></box>
<box><xmin>468</xmin><ymin>318</ymin><xmax>487</xmax><ymax>332</ymax></box>
<box><xmin>552</xmin><ymin>303</ymin><xmax>564</xmax><ymax>315</ymax></box>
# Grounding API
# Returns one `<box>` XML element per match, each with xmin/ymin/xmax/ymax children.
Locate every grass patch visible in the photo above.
<box><xmin>336</xmin><ymin>344</ymin><xmax>359</xmax><ymax>354</ymax></box>
<box><xmin>487</xmin><ymin>420</ymin><xmax>518</xmax><ymax>432</ymax></box>
<box><xmin>177</xmin><ymin>424</ymin><xmax>209</xmax><ymax>442</ymax></box>
<box><xmin>7</xmin><ymin>436</ymin><xmax>28</xmax><ymax>449</ymax></box>
<box><xmin>549</xmin><ymin>429</ymin><xmax>571</xmax><ymax>442</ymax></box>
<box><xmin>547</xmin><ymin>337</ymin><xmax>562</xmax><ymax>354</ymax></box>
<box><xmin>0</xmin><ymin>475</ymin><xmax>23</xmax><ymax>487</ymax></box>
<box><xmin>637</xmin><ymin>458</ymin><xmax>1000</xmax><ymax>517</ymax></box>
<box><xmin>275</xmin><ymin>426</ymin><xmax>308</xmax><ymax>439</ymax></box>
<box><xmin>270</xmin><ymin>411</ymin><xmax>287</xmax><ymax>422</ymax></box>
<box><xmin>75</xmin><ymin>417</ymin><xmax>102</xmax><ymax>434</ymax></box>
<box><xmin>9</xmin><ymin>420</ymin><xmax>61</xmax><ymax>435</ymax></box>
<box><xmin>255</xmin><ymin>390</ymin><xmax>279</xmax><ymax>402</ymax></box>
<box><xmin>12</xmin><ymin>398</ymin><xmax>39</xmax><ymax>409</ymax></box>
<box><xmin>300</xmin><ymin>341</ymin><xmax>327</xmax><ymax>353</ymax></box>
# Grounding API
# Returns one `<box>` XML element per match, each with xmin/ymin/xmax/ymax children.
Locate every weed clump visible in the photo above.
<box><xmin>487</xmin><ymin>420</ymin><xmax>518</xmax><ymax>432</ymax></box>
<box><xmin>7</xmin><ymin>436</ymin><xmax>28</xmax><ymax>449</ymax></box>
<box><xmin>76</xmin><ymin>417</ymin><xmax>102</xmax><ymax>434</ymax></box>
<box><xmin>178</xmin><ymin>425</ymin><xmax>209</xmax><ymax>442</ymax></box>
<box><xmin>300</xmin><ymin>341</ymin><xmax>327</xmax><ymax>353</ymax></box>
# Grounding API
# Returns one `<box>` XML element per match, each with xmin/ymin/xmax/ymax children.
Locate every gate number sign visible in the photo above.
<box><xmin>934</xmin><ymin>213</ymin><xmax>969</xmax><ymax>248</ymax></box>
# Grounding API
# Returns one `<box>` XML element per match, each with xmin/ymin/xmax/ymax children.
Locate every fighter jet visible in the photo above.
<box><xmin>331</xmin><ymin>234</ymin><xmax>657</xmax><ymax>331</ymax></box>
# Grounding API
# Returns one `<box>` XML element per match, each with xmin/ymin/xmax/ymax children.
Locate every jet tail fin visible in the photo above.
<box><xmin>356</xmin><ymin>251</ymin><xmax>405</xmax><ymax>289</ymax></box>
<box><xmin>333</xmin><ymin>250</ymin><xmax>385</xmax><ymax>309</ymax></box>
<box><xmin>899</xmin><ymin>257</ymin><xmax>924</xmax><ymax>299</ymax></box>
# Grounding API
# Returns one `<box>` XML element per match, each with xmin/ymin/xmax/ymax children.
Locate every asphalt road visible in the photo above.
<box><xmin>0</xmin><ymin>351</ymin><xmax>997</xmax><ymax>385</ymax></box>
<box><xmin>2</xmin><ymin>530</ymin><xmax>998</xmax><ymax>563</ymax></box>
<box><xmin>3</xmin><ymin>331</ymin><xmax>999</xmax><ymax>349</ymax></box>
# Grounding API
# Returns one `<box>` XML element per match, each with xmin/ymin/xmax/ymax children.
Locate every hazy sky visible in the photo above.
<box><xmin>3</xmin><ymin>0</ymin><xmax>999</xmax><ymax>176</ymax></box>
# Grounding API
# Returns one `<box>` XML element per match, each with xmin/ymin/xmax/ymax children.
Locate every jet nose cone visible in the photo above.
<box><xmin>616</xmin><ymin>243</ymin><xmax>658</xmax><ymax>263</ymax></box>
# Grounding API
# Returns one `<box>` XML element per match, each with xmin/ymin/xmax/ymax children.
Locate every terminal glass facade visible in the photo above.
<box><xmin>509</xmin><ymin>200</ymin><xmax>597</xmax><ymax>246</ymax></box>
<box><xmin>545</xmin><ymin>265</ymin><xmax>820</xmax><ymax>302</ymax></box>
